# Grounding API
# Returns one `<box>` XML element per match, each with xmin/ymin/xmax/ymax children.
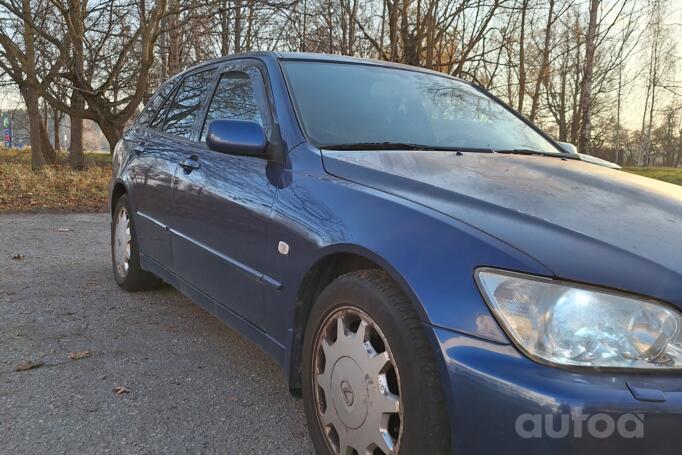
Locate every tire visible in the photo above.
<box><xmin>111</xmin><ymin>194</ymin><xmax>162</xmax><ymax>291</ymax></box>
<box><xmin>302</xmin><ymin>270</ymin><xmax>451</xmax><ymax>455</ymax></box>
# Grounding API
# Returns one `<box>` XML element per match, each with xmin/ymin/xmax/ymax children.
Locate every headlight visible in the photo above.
<box><xmin>475</xmin><ymin>268</ymin><xmax>682</xmax><ymax>369</ymax></box>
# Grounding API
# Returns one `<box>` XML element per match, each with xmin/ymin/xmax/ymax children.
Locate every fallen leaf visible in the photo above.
<box><xmin>16</xmin><ymin>360</ymin><xmax>43</xmax><ymax>372</ymax></box>
<box><xmin>69</xmin><ymin>351</ymin><xmax>91</xmax><ymax>360</ymax></box>
<box><xmin>112</xmin><ymin>386</ymin><xmax>130</xmax><ymax>395</ymax></box>
<box><xmin>11</xmin><ymin>254</ymin><xmax>24</xmax><ymax>260</ymax></box>
<box><xmin>57</xmin><ymin>227</ymin><xmax>71</xmax><ymax>232</ymax></box>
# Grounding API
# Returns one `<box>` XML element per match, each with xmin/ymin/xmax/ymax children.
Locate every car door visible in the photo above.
<box><xmin>125</xmin><ymin>78</ymin><xmax>179</xmax><ymax>268</ymax></box>
<box><xmin>171</xmin><ymin>61</ymin><xmax>279</xmax><ymax>331</ymax></box>
<box><xmin>139</xmin><ymin>67</ymin><xmax>218</xmax><ymax>271</ymax></box>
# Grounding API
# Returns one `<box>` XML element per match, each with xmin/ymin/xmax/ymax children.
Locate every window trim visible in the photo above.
<box><xmin>280</xmin><ymin>59</ymin><xmax>568</xmax><ymax>154</ymax></box>
<box><xmin>147</xmin><ymin>83</ymin><xmax>179</xmax><ymax>132</ymax></box>
<box><xmin>152</xmin><ymin>68</ymin><xmax>218</xmax><ymax>140</ymax></box>
<box><xmin>135</xmin><ymin>77</ymin><xmax>179</xmax><ymax>127</ymax></box>
<box><xmin>138</xmin><ymin>58</ymin><xmax>277</xmax><ymax>150</ymax></box>
<box><xmin>194</xmin><ymin>59</ymin><xmax>275</xmax><ymax>149</ymax></box>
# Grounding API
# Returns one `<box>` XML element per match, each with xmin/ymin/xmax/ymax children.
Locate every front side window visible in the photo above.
<box><xmin>161</xmin><ymin>69</ymin><xmax>215</xmax><ymax>139</ymax></box>
<box><xmin>282</xmin><ymin>61</ymin><xmax>561</xmax><ymax>154</ymax></box>
<box><xmin>200</xmin><ymin>71</ymin><xmax>264</xmax><ymax>141</ymax></box>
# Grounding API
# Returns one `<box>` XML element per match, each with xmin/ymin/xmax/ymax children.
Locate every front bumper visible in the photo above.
<box><xmin>432</xmin><ymin>327</ymin><xmax>682</xmax><ymax>454</ymax></box>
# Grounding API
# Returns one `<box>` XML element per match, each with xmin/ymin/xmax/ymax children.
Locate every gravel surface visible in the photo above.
<box><xmin>0</xmin><ymin>213</ymin><xmax>314</xmax><ymax>455</ymax></box>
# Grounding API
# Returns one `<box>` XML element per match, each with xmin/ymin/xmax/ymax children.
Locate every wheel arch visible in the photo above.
<box><xmin>110</xmin><ymin>180</ymin><xmax>128</xmax><ymax>215</ymax></box>
<box><xmin>287</xmin><ymin>245</ymin><xmax>431</xmax><ymax>393</ymax></box>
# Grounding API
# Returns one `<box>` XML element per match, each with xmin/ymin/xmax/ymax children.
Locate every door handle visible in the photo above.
<box><xmin>179</xmin><ymin>155</ymin><xmax>201</xmax><ymax>173</ymax></box>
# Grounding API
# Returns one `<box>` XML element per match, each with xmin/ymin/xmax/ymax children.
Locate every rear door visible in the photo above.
<box><xmin>171</xmin><ymin>60</ymin><xmax>279</xmax><ymax>331</ymax></box>
<box><xmin>143</xmin><ymin>67</ymin><xmax>218</xmax><ymax>271</ymax></box>
<box><xmin>126</xmin><ymin>79</ymin><xmax>178</xmax><ymax>268</ymax></box>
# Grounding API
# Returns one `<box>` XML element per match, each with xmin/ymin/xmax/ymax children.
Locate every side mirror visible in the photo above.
<box><xmin>206</xmin><ymin>119</ymin><xmax>267</xmax><ymax>158</ymax></box>
<box><xmin>577</xmin><ymin>153</ymin><xmax>622</xmax><ymax>170</ymax></box>
<box><xmin>557</xmin><ymin>141</ymin><xmax>578</xmax><ymax>154</ymax></box>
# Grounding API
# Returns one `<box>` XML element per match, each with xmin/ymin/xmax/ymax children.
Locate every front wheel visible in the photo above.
<box><xmin>302</xmin><ymin>270</ymin><xmax>451</xmax><ymax>455</ymax></box>
<box><xmin>111</xmin><ymin>195</ymin><xmax>161</xmax><ymax>291</ymax></box>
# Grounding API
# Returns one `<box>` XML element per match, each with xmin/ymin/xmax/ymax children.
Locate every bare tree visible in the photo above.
<box><xmin>42</xmin><ymin>0</ymin><xmax>169</xmax><ymax>151</ymax></box>
<box><xmin>0</xmin><ymin>0</ymin><xmax>63</xmax><ymax>168</ymax></box>
<box><xmin>0</xmin><ymin>0</ymin><xmax>680</xmax><ymax>166</ymax></box>
<box><xmin>577</xmin><ymin>0</ymin><xmax>600</xmax><ymax>154</ymax></box>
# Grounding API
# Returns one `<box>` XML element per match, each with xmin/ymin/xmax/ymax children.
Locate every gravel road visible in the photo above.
<box><xmin>0</xmin><ymin>213</ymin><xmax>314</xmax><ymax>455</ymax></box>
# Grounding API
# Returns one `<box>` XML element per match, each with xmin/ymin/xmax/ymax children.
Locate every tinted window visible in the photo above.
<box><xmin>200</xmin><ymin>72</ymin><xmax>263</xmax><ymax>141</ymax></box>
<box><xmin>137</xmin><ymin>79</ymin><xmax>176</xmax><ymax>126</ymax></box>
<box><xmin>162</xmin><ymin>70</ymin><xmax>215</xmax><ymax>139</ymax></box>
<box><xmin>283</xmin><ymin>61</ymin><xmax>560</xmax><ymax>154</ymax></box>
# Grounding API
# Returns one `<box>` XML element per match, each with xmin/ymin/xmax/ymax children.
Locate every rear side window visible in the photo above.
<box><xmin>137</xmin><ymin>80</ymin><xmax>176</xmax><ymax>126</ymax></box>
<box><xmin>149</xmin><ymin>91</ymin><xmax>173</xmax><ymax>130</ymax></box>
<box><xmin>200</xmin><ymin>71</ymin><xmax>263</xmax><ymax>141</ymax></box>
<box><xmin>160</xmin><ymin>69</ymin><xmax>215</xmax><ymax>139</ymax></box>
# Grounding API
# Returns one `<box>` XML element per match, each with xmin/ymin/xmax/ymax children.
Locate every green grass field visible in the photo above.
<box><xmin>624</xmin><ymin>167</ymin><xmax>682</xmax><ymax>186</ymax></box>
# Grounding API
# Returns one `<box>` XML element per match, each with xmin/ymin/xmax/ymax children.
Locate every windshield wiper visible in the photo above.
<box><xmin>493</xmin><ymin>148</ymin><xmax>577</xmax><ymax>159</ymax></box>
<box><xmin>321</xmin><ymin>143</ymin><xmax>576</xmax><ymax>159</ymax></box>
<box><xmin>322</xmin><ymin>142</ymin><xmax>494</xmax><ymax>153</ymax></box>
<box><xmin>322</xmin><ymin>142</ymin><xmax>434</xmax><ymax>151</ymax></box>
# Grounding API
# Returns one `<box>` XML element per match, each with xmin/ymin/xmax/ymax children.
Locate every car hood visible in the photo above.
<box><xmin>322</xmin><ymin>150</ymin><xmax>682</xmax><ymax>309</ymax></box>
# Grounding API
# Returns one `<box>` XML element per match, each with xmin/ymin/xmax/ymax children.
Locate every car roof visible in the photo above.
<box><xmin>173</xmin><ymin>51</ymin><xmax>466</xmax><ymax>83</ymax></box>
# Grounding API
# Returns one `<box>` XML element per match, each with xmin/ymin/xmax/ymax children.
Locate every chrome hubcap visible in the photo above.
<box><xmin>114</xmin><ymin>207</ymin><xmax>131</xmax><ymax>279</ymax></box>
<box><xmin>314</xmin><ymin>307</ymin><xmax>402</xmax><ymax>455</ymax></box>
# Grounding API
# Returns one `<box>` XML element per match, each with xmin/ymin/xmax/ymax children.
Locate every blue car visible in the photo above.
<box><xmin>110</xmin><ymin>52</ymin><xmax>682</xmax><ymax>454</ymax></box>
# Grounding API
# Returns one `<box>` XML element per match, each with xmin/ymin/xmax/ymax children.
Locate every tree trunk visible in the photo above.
<box><xmin>101</xmin><ymin>122</ymin><xmax>124</xmax><ymax>154</ymax></box>
<box><xmin>245</xmin><ymin>0</ymin><xmax>254</xmax><ymax>51</ymax></box>
<box><xmin>645</xmin><ymin>77</ymin><xmax>657</xmax><ymax>165</ymax></box>
<box><xmin>326</xmin><ymin>0</ymin><xmax>333</xmax><ymax>53</ymax></box>
<box><xmin>38</xmin><ymin>100</ymin><xmax>56</xmax><ymax>163</ymax></box>
<box><xmin>18</xmin><ymin>0</ymin><xmax>46</xmax><ymax>169</ymax></box>
<box><xmin>234</xmin><ymin>0</ymin><xmax>243</xmax><ymax>53</ymax></box>
<box><xmin>644</xmin><ymin>11</ymin><xmax>661</xmax><ymax>166</ymax></box>
<box><xmin>54</xmin><ymin>109</ymin><xmax>61</xmax><ymax>151</ymax></box>
<box><xmin>67</xmin><ymin>0</ymin><xmax>85</xmax><ymax>169</ymax></box>
<box><xmin>388</xmin><ymin>0</ymin><xmax>399</xmax><ymax>61</ymax></box>
<box><xmin>42</xmin><ymin>98</ymin><xmax>49</xmax><ymax>134</ymax></box>
<box><xmin>300</xmin><ymin>0</ymin><xmax>308</xmax><ymax>52</ymax></box>
<box><xmin>168</xmin><ymin>0</ymin><xmax>181</xmax><ymax>75</ymax></box>
<box><xmin>21</xmin><ymin>85</ymin><xmax>46</xmax><ymax>170</ymax></box>
<box><xmin>529</xmin><ymin>0</ymin><xmax>554</xmax><ymax>123</ymax></box>
<box><xmin>615</xmin><ymin>65</ymin><xmax>623</xmax><ymax>165</ymax></box>
<box><xmin>569</xmin><ymin>21</ymin><xmax>581</xmax><ymax>145</ymax></box>
<box><xmin>517</xmin><ymin>0</ymin><xmax>528</xmax><ymax>113</ymax></box>
<box><xmin>424</xmin><ymin>0</ymin><xmax>437</xmax><ymax>69</ymax></box>
<box><xmin>69</xmin><ymin>91</ymin><xmax>85</xmax><ymax>170</ymax></box>
<box><xmin>577</xmin><ymin>0</ymin><xmax>600</xmax><ymax>155</ymax></box>
<box><xmin>159</xmin><ymin>18</ymin><xmax>168</xmax><ymax>80</ymax></box>
<box><xmin>220</xmin><ymin>0</ymin><xmax>231</xmax><ymax>54</ymax></box>
<box><xmin>39</xmin><ymin>117</ymin><xmax>56</xmax><ymax>163</ymax></box>
<box><xmin>400</xmin><ymin>0</ymin><xmax>413</xmax><ymax>64</ymax></box>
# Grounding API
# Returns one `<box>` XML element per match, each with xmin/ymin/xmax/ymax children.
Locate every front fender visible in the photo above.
<box><xmin>271</xmin><ymin>146</ymin><xmax>553</xmax><ymax>343</ymax></box>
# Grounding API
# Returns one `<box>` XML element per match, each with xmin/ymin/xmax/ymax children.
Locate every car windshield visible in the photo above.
<box><xmin>282</xmin><ymin>61</ymin><xmax>562</xmax><ymax>154</ymax></box>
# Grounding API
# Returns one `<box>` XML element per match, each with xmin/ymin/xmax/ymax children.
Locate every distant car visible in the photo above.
<box><xmin>110</xmin><ymin>52</ymin><xmax>681</xmax><ymax>454</ymax></box>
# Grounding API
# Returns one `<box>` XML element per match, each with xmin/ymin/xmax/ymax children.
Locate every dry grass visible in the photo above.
<box><xmin>0</xmin><ymin>148</ymin><xmax>111</xmax><ymax>212</ymax></box>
